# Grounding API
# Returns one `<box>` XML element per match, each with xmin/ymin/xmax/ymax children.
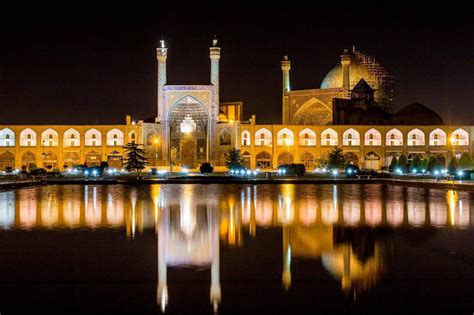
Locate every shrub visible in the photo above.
<box><xmin>397</xmin><ymin>154</ymin><xmax>407</xmax><ymax>173</ymax></box>
<box><xmin>447</xmin><ymin>157</ymin><xmax>459</xmax><ymax>175</ymax></box>
<box><xmin>200</xmin><ymin>163</ymin><xmax>214</xmax><ymax>174</ymax></box>
<box><xmin>458</xmin><ymin>153</ymin><xmax>472</xmax><ymax>170</ymax></box>
<box><xmin>389</xmin><ymin>157</ymin><xmax>398</xmax><ymax>172</ymax></box>
<box><xmin>428</xmin><ymin>156</ymin><xmax>439</xmax><ymax>173</ymax></box>
<box><xmin>409</xmin><ymin>155</ymin><xmax>421</xmax><ymax>173</ymax></box>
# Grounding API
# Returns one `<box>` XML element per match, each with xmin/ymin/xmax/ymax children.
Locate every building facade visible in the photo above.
<box><xmin>0</xmin><ymin>41</ymin><xmax>472</xmax><ymax>172</ymax></box>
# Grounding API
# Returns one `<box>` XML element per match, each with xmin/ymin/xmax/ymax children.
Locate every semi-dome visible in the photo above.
<box><xmin>391</xmin><ymin>102</ymin><xmax>444</xmax><ymax>125</ymax></box>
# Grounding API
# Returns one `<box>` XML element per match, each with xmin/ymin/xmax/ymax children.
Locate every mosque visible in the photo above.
<box><xmin>0</xmin><ymin>39</ymin><xmax>471</xmax><ymax>172</ymax></box>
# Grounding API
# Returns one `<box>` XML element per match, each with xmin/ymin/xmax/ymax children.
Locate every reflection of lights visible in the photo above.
<box><xmin>180</xmin><ymin>187</ymin><xmax>196</xmax><ymax>237</ymax></box>
<box><xmin>447</xmin><ymin>190</ymin><xmax>457</xmax><ymax>226</ymax></box>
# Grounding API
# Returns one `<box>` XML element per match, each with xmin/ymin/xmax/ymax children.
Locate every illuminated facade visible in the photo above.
<box><xmin>0</xmin><ymin>41</ymin><xmax>472</xmax><ymax>171</ymax></box>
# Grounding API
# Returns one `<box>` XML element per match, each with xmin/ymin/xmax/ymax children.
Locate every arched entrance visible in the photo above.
<box><xmin>256</xmin><ymin>151</ymin><xmax>272</xmax><ymax>169</ymax></box>
<box><xmin>85</xmin><ymin>151</ymin><xmax>102</xmax><ymax>167</ymax></box>
<box><xmin>300</xmin><ymin>152</ymin><xmax>315</xmax><ymax>170</ymax></box>
<box><xmin>42</xmin><ymin>152</ymin><xmax>57</xmax><ymax>170</ymax></box>
<box><xmin>0</xmin><ymin>151</ymin><xmax>15</xmax><ymax>170</ymax></box>
<box><xmin>107</xmin><ymin>151</ymin><xmax>123</xmax><ymax>168</ymax></box>
<box><xmin>242</xmin><ymin>151</ymin><xmax>251</xmax><ymax>169</ymax></box>
<box><xmin>63</xmin><ymin>152</ymin><xmax>80</xmax><ymax>168</ymax></box>
<box><xmin>278</xmin><ymin>152</ymin><xmax>294</xmax><ymax>166</ymax></box>
<box><xmin>21</xmin><ymin>151</ymin><xmax>36</xmax><ymax>170</ymax></box>
<box><xmin>168</xmin><ymin>97</ymin><xmax>209</xmax><ymax>168</ymax></box>
<box><xmin>344</xmin><ymin>152</ymin><xmax>359</xmax><ymax>166</ymax></box>
<box><xmin>364</xmin><ymin>151</ymin><xmax>380</xmax><ymax>170</ymax></box>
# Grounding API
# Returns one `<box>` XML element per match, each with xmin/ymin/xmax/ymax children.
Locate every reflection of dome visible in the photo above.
<box><xmin>391</xmin><ymin>102</ymin><xmax>444</xmax><ymax>125</ymax></box>
<box><xmin>321</xmin><ymin>243</ymin><xmax>385</xmax><ymax>294</ymax></box>
<box><xmin>321</xmin><ymin>61</ymin><xmax>376</xmax><ymax>91</ymax></box>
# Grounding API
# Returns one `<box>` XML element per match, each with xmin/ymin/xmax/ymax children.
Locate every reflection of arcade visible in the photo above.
<box><xmin>156</xmin><ymin>189</ymin><xmax>220</xmax><ymax>313</ymax></box>
<box><xmin>283</xmin><ymin>225</ymin><xmax>390</xmax><ymax>296</ymax></box>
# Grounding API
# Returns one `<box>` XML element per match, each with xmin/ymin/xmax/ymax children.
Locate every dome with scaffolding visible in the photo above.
<box><xmin>320</xmin><ymin>47</ymin><xmax>394</xmax><ymax>111</ymax></box>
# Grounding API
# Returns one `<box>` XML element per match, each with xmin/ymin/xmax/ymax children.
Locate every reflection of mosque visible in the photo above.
<box><xmin>0</xmin><ymin>184</ymin><xmax>472</xmax><ymax>308</ymax></box>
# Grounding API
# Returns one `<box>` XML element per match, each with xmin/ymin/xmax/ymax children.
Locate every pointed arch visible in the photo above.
<box><xmin>299</xmin><ymin>128</ymin><xmax>316</xmax><ymax>146</ymax></box>
<box><xmin>19</xmin><ymin>128</ymin><xmax>37</xmax><ymax>146</ymax></box>
<box><xmin>343</xmin><ymin>128</ymin><xmax>360</xmax><ymax>146</ymax></box>
<box><xmin>429</xmin><ymin>128</ymin><xmax>447</xmax><ymax>146</ymax></box>
<box><xmin>106</xmin><ymin>129</ymin><xmax>124</xmax><ymax>146</ymax></box>
<box><xmin>407</xmin><ymin>128</ymin><xmax>425</xmax><ymax>146</ymax></box>
<box><xmin>63</xmin><ymin>128</ymin><xmax>80</xmax><ymax>147</ymax></box>
<box><xmin>0</xmin><ymin>128</ymin><xmax>15</xmax><ymax>147</ymax></box>
<box><xmin>41</xmin><ymin>128</ymin><xmax>59</xmax><ymax>147</ymax></box>
<box><xmin>277</xmin><ymin>128</ymin><xmax>294</xmax><ymax>146</ymax></box>
<box><xmin>300</xmin><ymin>151</ymin><xmax>315</xmax><ymax>170</ymax></box>
<box><xmin>255</xmin><ymin>128</ymin><xmax>272</xmax><ymax>146</ymax></box>
<box><xmin>0</xmin><ymin>151</ymin><xmax>15</xmax><ymax>170</ymax></box>
<box><xmin>451</xmin><ymin>128</ymin><xmax>469</xmax><ymax>146</ymax></box>
<box><xmin>85</xmin><ymin>128</ymin><xmax>102</xmax><ymax>146</ymax></box>
<box><xmin>219</xmin><ymin>129</ymin><xmax>232</xmax><ymax>146</ymax></box>
<box><xmin>256</xmin><ymin>151</ymin><xmax>272</xmax><ymax>169</ymax></box>
<box><xmin>386</xmin><ymin>128</ymin><xmax>403</xmax><ymax>146</ymax></box>
<box><xmin>241</xmin><ymin>130</ymin><xmax>251</xmax><ymax>146</ymax></box>
<box><xmin>321</xmin><ymin>128</ymin><xmax>338</xmax><ymax>146</ymax></box>
<box><xmin>364</xmin><ymin>128</ymin><xmax>382</xmax><ymax>146</ymax></box>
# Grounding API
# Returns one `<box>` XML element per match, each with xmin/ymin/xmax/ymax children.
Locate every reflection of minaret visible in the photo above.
<box><xmin>157</xmin><ymin>207</ymin><xmax>168</xmax><ymax>313</ymax></box>
<box><xmin>282</xmin><ymin>225</ymin><xmax>291</xmax><ymax>291</ymax></box>
<box><xmin>210</xmin><ymin>206</ymin><xmax>221</xmax><ymax>312</ymax></box>
<box><xmin>341</xmin><ymin>244</ymin><xmax>351</xmax><ymax>291</ymax></box>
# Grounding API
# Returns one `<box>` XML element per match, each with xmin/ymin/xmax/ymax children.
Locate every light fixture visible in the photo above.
<box><xmin>180</xmin><ymin>115</ymin><xmax>196</xmax><ymax>134</ymax></box>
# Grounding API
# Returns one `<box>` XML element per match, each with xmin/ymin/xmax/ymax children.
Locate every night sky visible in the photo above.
<box><xmin>0</xmin><ymin>4</ymin><xmax>472</xmax><ymax>125</ymax></box>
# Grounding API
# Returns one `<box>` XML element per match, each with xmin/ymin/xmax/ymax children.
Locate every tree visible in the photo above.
<box><xmin>428</xmin><ymin>156</ymin><xmax>439</xmax><ymax>173</ymax></box>
<box><xmin>447</xmin><ymin>156</ymin><xmax>459</xmax><ymax>175</ymax></box>
<box><xmin>389</xmin><ymin>157</ymin><xmax>398</xmax><ymax>172</ymax></box>
<box><xmin>226</xmin><ymin>148</ymin><xmax>243</xmax><ymax>170</ymax></box>
<box><xmin>397</xmin><ymin>154</ymin><xmax>407</xmax><ymax>173</ymax></box>
<box><xmin>458</xmin><ymin>152</ymin><xmax>472</xmax><ymax>170</ymax></box>
<box><xmin>409</xmin><ymin>155</ymin><xmax>421</xmax><ymax>173</ymax></box>
<box><xmin>327</xmin><ymin>146</ymin><xmax>346</xmax><ymax>169</ymax></box>
<box><xmin>123</xmin><ymin>142</ymin><xmax>147</xmax><ymax>177</ymax></box>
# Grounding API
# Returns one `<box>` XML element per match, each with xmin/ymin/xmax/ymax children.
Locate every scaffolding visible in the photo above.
<box><xmin>352</xmin><ymin>46</ymin><xmax>394</xmax><ymax>112</ymax></box>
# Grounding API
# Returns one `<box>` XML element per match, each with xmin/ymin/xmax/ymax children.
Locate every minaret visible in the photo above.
<box><xmin>340</xmin><ymin>49</ymin><xmax>351</xmax><ymax>99</ymax></box>
<box><xmin>210</xmin><ymin>37</ymin><xmax>221</xmax><ymax>121</ymax></box>
<box><xmin>281</xmin><ymin>56</ymin><xmax>291</xmax><ymax>124</ymax></box>
<box><xmin>156</xmin><ymin>39</ymin><xmax>168</xmax><ymax>122</ymax></box>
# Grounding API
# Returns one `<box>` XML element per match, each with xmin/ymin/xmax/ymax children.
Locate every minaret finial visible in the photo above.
<box><xmin>212</xmin><ymin>35</ymin><xmax>218</xmax><ymax>47</ymax></box>
<box><xmin>160</xmin><ymin>36</ymin><xmax>165</xmax><ymax>48</ymax></box>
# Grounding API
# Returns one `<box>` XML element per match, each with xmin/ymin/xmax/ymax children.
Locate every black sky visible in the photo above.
<box><xmin>0</xmin><ymin>4</ymin><xmax>472</xmax><ymax>125</ymax></box>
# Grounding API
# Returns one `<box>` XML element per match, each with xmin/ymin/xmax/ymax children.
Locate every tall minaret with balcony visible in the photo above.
<box><xmin>210</xmin><ymin>37</ymin><xmax>221</xmax><ymax>121</ymax></box>
<box><xmin>281</xmin><ymin>56</ymin><xmax>291</xmax><ymax>124</ymax></box>
<box><xmin>156</xmin><ymin>39</ymin><xmax>168</xmax><ymax>122</ymax></box>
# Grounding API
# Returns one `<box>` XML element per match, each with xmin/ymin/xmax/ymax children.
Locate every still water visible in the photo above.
<box><xmin>0</xmin><ymin>183</ymin><xmax>473</xmax><ymax>314</ymax></box>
